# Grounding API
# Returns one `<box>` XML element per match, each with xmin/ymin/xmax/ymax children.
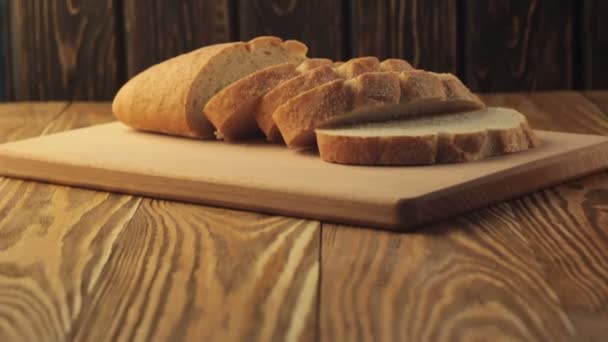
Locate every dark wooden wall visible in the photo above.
<box><xmin>0</xmin><ymin>0</ymin><xmax>606</xmax><ymax>102</ymax></box>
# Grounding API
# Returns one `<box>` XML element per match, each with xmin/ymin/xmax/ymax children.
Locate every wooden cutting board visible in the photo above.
<box><xmin>1</xmin><ymin>122</ymin><xmax>607</xmax><ymax>230</ymax></box>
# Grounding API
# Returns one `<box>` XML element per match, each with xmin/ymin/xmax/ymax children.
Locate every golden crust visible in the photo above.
<box><xmin>296</xmin><ymin>58</ymin><xmax>333</xmax><ymax>73</ymax></box>
<box><xmin>335</xmin><ymin>57</ymin><xmax>380</xmax><ymax>78</ymax></box>
<box><xmin>113</xmin><ymin>42</ymin><xmax>242</xmax><ymax>138</ymax></box>
<box><xmin>274</xmin><ymin>80</ymin><xmax>353</xmax><ymax>148</ymax></box>
<box><xmin>256</xmin><ymin>57</ymin><xmax>414</xmax><ymax>142</ymax></box>
<box><xmin>274</xmin><ymin>70</ymin><xmax>485</xmax><ymax>149</ymax></box>
<box><xmin>204</xmin><ymin>58</ymin><xmax>333</xmax><ymax>141</ymax></box>
<box><xmin>256</xmin><ymin>64</ymin><xmax>342</xmax><ymax>141</ymax></box>
<box><xmin>400</xmin><ymin>70</ymin><xmax>446</xmax><ymax>101</ymax></box>
<box><xmin>113</xmin><ymin>36</ymin><xmax>307</xmax><ymax>139</ymax></box>
<box><xmin>204</xmin><ymin>63</ymin><xmax>299</xmax><ymax>140</ymax></box>
<box><xmin>380</xmin><ymin>59</ymin><xmax>414</xmax><ymax>72</ymax></box>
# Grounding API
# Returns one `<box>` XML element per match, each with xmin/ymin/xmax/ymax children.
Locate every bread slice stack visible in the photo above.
<box><xmin>112</xmin><ymin>37</ymin><xmax>539</xmax><ymax>165</ymax></box>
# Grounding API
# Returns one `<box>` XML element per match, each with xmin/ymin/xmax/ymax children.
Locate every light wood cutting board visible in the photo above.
<box><xmin>1</xmin><ymin>122</ymin><xmax>607</xmax><ymax>230</ymax></box>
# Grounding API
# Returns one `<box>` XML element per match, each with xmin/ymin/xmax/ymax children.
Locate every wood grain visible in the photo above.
<box><xmin>350</xmin><ymin>0</ymin><xmax>457</xmax><ymax>73</ymax></box>
<box><xmin>122</xmin><ymin>0</ymin><xmax>234</xmax><ymax>77</ymax></box>
<box><xmin>70</xmin><ymin>201</ymin><xmax>320</xmax><ymax>342</ymax></box>
<box><xmin>321</xmin><ymin>218</ymin><xmax>580</xmax><ymax>341</ymax></box>
<box><xmin>583</xmin><ymin>0</ymin><xmax>608</xmax><ymax>89</ymax></box>
<box><xmin>463</xmin><ymin>0</ymin><xmax>574</xmax><ymax>92</ymax></box>
<box><xmin>0</xmin><ymin>102</ymin><xmax>114</xmax><ymax>144</ymax></box>
<box><xmin>0</xmin><ymin>0</ymin><xmax>10</xmax><ymax>101</ymax></box>
<box><xmin>481</xmin><ymin>92</ymin><xmax>608</xmax><ymax>134</ymax></box>
<box><xmin>238</xmin><ymin>0</ymin><xmax>345</xmax><ymax>60</ymax></box>
<box><xmin>0</xmin><ymin>178</ymin><xmax>142</xmax><ymax>341</ymax></box>
<box><xmin>9</xmin><ymin>0</ymin><xmax>121</xmax><ymax>101</ymax></box>
<box><xmin>0</xmin><ymin>102</ymin><xmax>69</xmax><ymax>143</ymax></box>
<box><xmin>583</xmin><ymin>91</ymin><xmax>608</xmax><ymax>117</ymax></box>
<box><xmin>320</xmin><ymin>92</ymin><xmax>608</xmax><ymax>341</ymax></box>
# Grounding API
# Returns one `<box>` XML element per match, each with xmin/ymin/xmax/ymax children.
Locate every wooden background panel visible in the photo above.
<box><xmin>350</xmin><ymin>0</ymin><xmax>458</xmax><ymax>73</ymax></box>
<box><xmin>0</xmin><ymin>0</ymin><xmax>10</xmax><ymax>101</ymax></box>
<box><xmin>238</xmin><ymin>0</ymin><xmax>345</xmax><ymax>60</ymax></box>
<box><xmin>123</xmin><ymin>0</ymin><xmax>234</xmax><ymax>78</ymax></box>
<box><xmin>9</xmin><ymin>0</ymin><xmax>121</xmax><ymax>101</ymax></box>
<box><xmin>463</xmin><ymin>0</ymin><xmax>574</xmax><ymax>92</ymax></box>
<box><xmin>583</xmin><ymin>0</ymin><xmax>608</xmax><ymax>89</ymax></box>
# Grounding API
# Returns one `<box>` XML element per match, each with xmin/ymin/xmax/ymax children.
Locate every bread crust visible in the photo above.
<box><xmin>113</xmin><ymin>37</ymin><xmax>306</xmax><ymax>139</ymax></box>
<box><xmin>204</xmin><ymin>58</ymin><xmax>333</xmax><ymax>140</ymax></box>
<box><xmin>256</xmin><ymin>57</ymin><xmax>415</xmax><ymax>142</ymax></box>
<box><xmin>205</xmin><ymin>63</ymin><xmax>299</xmax><ymax>140</ymax></box>
<box><xmin>274</xmin><ymin>80</ymin><xmax>353</xmax><ymax>148</ymax></box>
<box><xmin>256</xmin><ymin>64</ymin><xmax>342</xmax><ymax>141</ymax></box>
<box><xmin>316</xmin><ymin>110</ymin><xmax>540</xmax><ymax>165</ymax></box>
<box><xmin>380</xmin><ymin>58</ymin><xmax>414</xmax><ymax>72</ymax></box>
<box><xmin>113</xmin><ymin>42</ymin><xmax>241</xmax><ymax>138</ymax></box>
<box><xmin>274</xmin><ymin>70</ymin><xmax>485</xmax><ymax>148</ymax></box>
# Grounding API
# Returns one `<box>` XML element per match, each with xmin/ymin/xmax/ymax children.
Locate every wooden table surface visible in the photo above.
<box><xmin>1</xmin><ymin>92</ymin><xmax>608</xmax><ymax>341</ymax></box>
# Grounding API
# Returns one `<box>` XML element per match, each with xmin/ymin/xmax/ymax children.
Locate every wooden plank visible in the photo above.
<box><xmin>0</xmin><ymin>179</ymin><xmax>142</xmax><ymax>341</ymax></box>
<box><xmin>9</xmin><ymin>0</ymin><xmax>121</xmax><ymax>100</ymax></box>
<box><xmin>0</xmin><ymin>102</ymin><xmax>69</xmax><ymax>143</ymax></box>
<box><xmin>350</xmin><ymin>0</ymin><xmax>457</xmax><ymax>73</ymax></box>
<box><xmin>122</xmin><ymin>0</ymin><xmax>234</xmax><ymax>77</ymax></box>
<box><xmin>238</xmin><ymin>0</ymin><xmax>344</xmax><ymax>60</ymax></box>
<box><xmin>0</xmin><ymin>0</ymin><xmax>10</xmax><ymax>101</ymax></box>
<box><xmin>0</xmin><ymin>102</ymin><xmax>114</xmax><ymax>143</ymax></box>
<box><xmin>582</xmin><ymin>91</ymin><xmax>608</xmax><ymax>116</ymax></box>
<box><xmin>70</xmin><ymin>201</ymin><xmax>320</xmax><ymax>341</ymax></box>
<box><xmin>463</xmin><ymin>0</ymin><xmax>574</xmax><ymax>92</ymax></box>
<box><xmin>321</xmin><ymin>219</ymin><xmax>581</xmax><ymax>341</ymax></box>
<box><xmin>583</xmin><ymin>0</ymin><xmax>608</xmax><ymax>89</ymax></box>
<box><xmin>320</xmin><ymin>92</ymin><xmax>608</xmax><ymax>341</ymax></box>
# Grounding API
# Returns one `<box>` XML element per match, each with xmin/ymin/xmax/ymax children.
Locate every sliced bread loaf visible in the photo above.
<box><xmin>273</xmin><ymin>70</ymin><xmax>484</xmax><ymax>149</ymax></box>
<box><xmin>204</xmin><ymin>58</ymin><xmax>332</xmax><ymax>140</ymax></box>
<box><xmin>316</xmin><ymin>107</ymin><xmax>540</xmax><ymax>165</ymax></box>
<box><xmin>255</xmin><ymin>57</ymin><xmax>414</xmax><ymax>142</ymax></box>
<box><xmin>112</xmin><ymin>36</ymin><xmax>307</xmax><ymax>139</ymax></box>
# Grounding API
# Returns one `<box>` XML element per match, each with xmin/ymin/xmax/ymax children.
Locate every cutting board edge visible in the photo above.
<box><xmin>397</xmin><ymin>139</ymin><xmax>608</xmax><ymax>228</ymax></box>
<box><xmin>0</xmin><ymin>150</ymin><xmax>403</xmax><ymax>229</ymax></box>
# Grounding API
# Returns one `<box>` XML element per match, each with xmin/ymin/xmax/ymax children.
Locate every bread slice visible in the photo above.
<box><xmin>316</xmin><ymin>107</ymin><xmax>540</xmax><ymax>165</ymax></box>
<box><xmin>112</xmin><ymin>36</ymin><xmax>307</xmax><ymax>139</ymax></box>
<box><xmin>273</xmin><ymin>70</ymin><xmax>484</xmax><ymax>149</ymax></box>
<box><xmin>256</xmin><ymin>57</ymin><xmax>414</xmax><ymax>142</ymax></box>
<box><xmin>204</xmin><ymin>58</ymin><xmax>332</xmax><ymax>140</ymax></box>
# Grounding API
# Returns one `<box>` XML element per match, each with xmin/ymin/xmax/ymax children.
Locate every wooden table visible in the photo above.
<box><xmin>1</xmin><ymin>92</ymin><xmax>608</xmax><ymax>341</ymax></box>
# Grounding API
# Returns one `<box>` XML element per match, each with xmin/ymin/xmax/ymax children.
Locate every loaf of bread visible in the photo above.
<box><xmin>273</xmin><ymin>70</ymin><xmax>485</xmax><ymax>149</ymax></box>
<box><xmin>113</xmin><ymin>36</ymin><xmax>539</xmax><ymax>166</ymax></box>
<box><xmin>255</xmin><ymin>57</ymin><xmax>413</xmax><ymax>141</ymax></box>
<box><xmin>113</xmin><ymin>36</ymin><xmax>307</xmax><ymax>138</ymax></box>
<box><xmin>316</xmin><ymin>107</ymin><xmax>540</xmax><ymax>165</ymax></box>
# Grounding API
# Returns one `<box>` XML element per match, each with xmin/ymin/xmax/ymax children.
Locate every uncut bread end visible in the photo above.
<box><xmin>113</xmin><ymin>36</ymin><xmax>307</xmax><ymax>139</ymax></box>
